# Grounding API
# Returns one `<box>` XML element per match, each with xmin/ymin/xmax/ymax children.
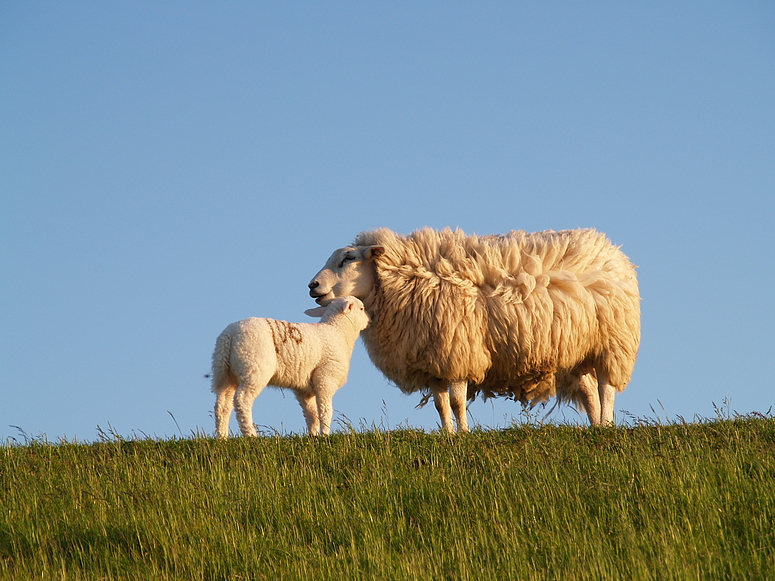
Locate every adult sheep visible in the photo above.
<box><xmin>308</xmin><ymin>227</ymin><xmax>640</xmax><ymax>432</ymax></box>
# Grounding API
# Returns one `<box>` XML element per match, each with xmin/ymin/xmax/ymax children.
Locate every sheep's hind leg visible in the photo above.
<box><xmin>233</xmin><ymin>381</ymin><xmax>266</xmax><ymax>437</ymax></box>
<box><xmin>449</xmin><ymin>381</ymin><xmax>470</xmax><ymax>433</ymax></box>
<box><xmin>578</xmin><ymin>371</ymin><xmax>602</xmax><ymax>426</ymax></box>
<box><xmin>431</xmin><ymin>383</ymin><xmax>456</xmax><ymax>433</ymax></box>
<box><xmin>597</xmin><ymin>368</ymin><xmax>616</xmax><ymax>426</ymax></box>
<box><xmin>295</xmin><ymin>391</ymin><xmax>320</xmax><ymax>436</ymax></box>
<box><xmin>213</xmin><ymin>384</ymin><xmax>236</xmax><ymax>439</ymax></box>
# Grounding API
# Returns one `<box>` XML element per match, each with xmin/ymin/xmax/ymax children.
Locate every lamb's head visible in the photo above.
<box><xmin>308</xmin><ymin>245</ymin><xmax>384</xmax><ymax>306</ymax></box>
<box><xmin>304</xmin><ymin>296</ymin><xmax>370</xmax><ymax>331</ymax></box>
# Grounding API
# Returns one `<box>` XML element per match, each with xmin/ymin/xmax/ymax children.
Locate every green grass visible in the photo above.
<box><xmin>2</xmin><ymin>416</ymin><xmax>774</xmax><ymax>580</ymax></box>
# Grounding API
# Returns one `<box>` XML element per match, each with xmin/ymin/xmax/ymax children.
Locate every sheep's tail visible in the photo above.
<box><xmin>210</xmin><ymin>329</ymin><xmax>233</xmax><ymax>393</ymax></box>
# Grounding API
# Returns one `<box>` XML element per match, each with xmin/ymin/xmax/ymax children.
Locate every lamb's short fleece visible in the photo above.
<box><xmin>210</xmin><ymin>296</ymin><xmax>369</xmax><ymax>437</ymax></box>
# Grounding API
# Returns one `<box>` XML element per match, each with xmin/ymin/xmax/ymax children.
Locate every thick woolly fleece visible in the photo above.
<box><xmin>352</xmin><ymin>227</ymin><xmax>640</xmax><ymax>408</ymax></box>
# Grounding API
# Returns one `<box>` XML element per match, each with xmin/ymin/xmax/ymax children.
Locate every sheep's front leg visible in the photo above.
<box><xmin>315</xmin><ymin>388</ymin><xmax>336</xmax><ymax>436</ymax></box>
<box><xmin>295</xmin><ymin>391</ymin><xmax>320</xmax><ymax>436</ymax></box>
<box><xmin>449</xmin><ymin>380</ymin><xmax>470</xmax><ymax>433</ymax></box>
<box><xmin>431</xmin><ymin>384</ymin><xmax>456</xmax><ymax>433</ymax></box>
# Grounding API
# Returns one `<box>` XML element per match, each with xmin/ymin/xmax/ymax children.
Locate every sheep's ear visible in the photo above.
<box><xmin>365</xmin><ymin>246</ymin><xmax>385</xmax><ymax>260</ymax></box>
<box><xmin>304</xmin><ymin>306</ymin><xmax>327</xmax><ymax>318</ymax></box>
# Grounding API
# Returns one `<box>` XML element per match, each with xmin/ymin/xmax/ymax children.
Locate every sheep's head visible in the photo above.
<box><xmin>304</xmin><ymin>296</ymin><xmax>370</xmax><ymax>331</ymax></box>
<box><xmin>308</xmin><ymin>245</ymin><xmax>384</xmax><ymax>306</ymax></box>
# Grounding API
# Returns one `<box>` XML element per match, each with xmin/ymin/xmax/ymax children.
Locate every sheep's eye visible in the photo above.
<box><xmin>338</xmin><ymin>254</ymin><xmax>356</xmax><ymax>268</ymax></box>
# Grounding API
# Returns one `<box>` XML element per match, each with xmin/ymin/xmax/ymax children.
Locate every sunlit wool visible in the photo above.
<box><xmin>308</xmin><ymin>227</ymin><xmax>640</xmax><ymax>430</ymax></box>
<box><xmin>210</xmin><ymin>296</ymin><xmax>369</xmax><ymax>438</ymax></box>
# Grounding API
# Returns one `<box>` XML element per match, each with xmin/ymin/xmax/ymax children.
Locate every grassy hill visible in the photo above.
<box><xmin>1</xmin><ymin>416</ymin><xmax>774</xmax><ymax>580</ymax></box>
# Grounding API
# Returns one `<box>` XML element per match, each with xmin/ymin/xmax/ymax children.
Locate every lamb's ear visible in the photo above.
<box><xmin>304</xmin><ymin>306</ymin><xmax>327</xmax><ymax>318</ymax></box>
<box><xmin>365</xmin><ymin>246</ymin><xmax>385</xmax><ymax>260</ymax></box>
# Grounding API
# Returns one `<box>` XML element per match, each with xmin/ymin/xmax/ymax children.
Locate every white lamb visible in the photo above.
<box><xmin>210</xmin><ymin>296</ymin><xmax>370</xmax><ymax>438</ymax></box>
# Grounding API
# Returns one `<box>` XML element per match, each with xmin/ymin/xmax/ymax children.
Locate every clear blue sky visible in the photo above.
<box><xmin>2</xmin><ymin>1</ymin><xmax>773</xmax><ymax>441</ymax></box>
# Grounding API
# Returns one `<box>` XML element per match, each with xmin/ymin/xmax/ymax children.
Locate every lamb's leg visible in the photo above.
<box><xmin>295</xmin><ymin>391</ymin><xmax>320</xmax><ymax>436</ymax></box>
<box><xmin>449</xmin><ymin>380</ymin><xmax>470</xmax><ymax>433</ymax></box>
<box><xmin>213</xmin><ymin>383</ymin><xmax>236</xmax><ymax>439</ymax></box>
<box><xmin>597</xmin><ymin>368</ymin><xmax>616</xmax><ymax>426</ymax></box>
<box><xmin>233</xmin><ymin>380</ymin><xmax>265</xmax><ymax>437</ymax></box>
<box><xmin>578</xmin><ymin>371</ymin><xmax>601</xmax><ymax>426</ymax></box>
<box><xmin>315</xmin><ymin>390</ymin><xmax>335</xmax><ymax>436</ymax></box>
<box><xmin>431</xmin><ymin>384</ymin><xmax>456</xmax><ymax>433</ymax></box>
